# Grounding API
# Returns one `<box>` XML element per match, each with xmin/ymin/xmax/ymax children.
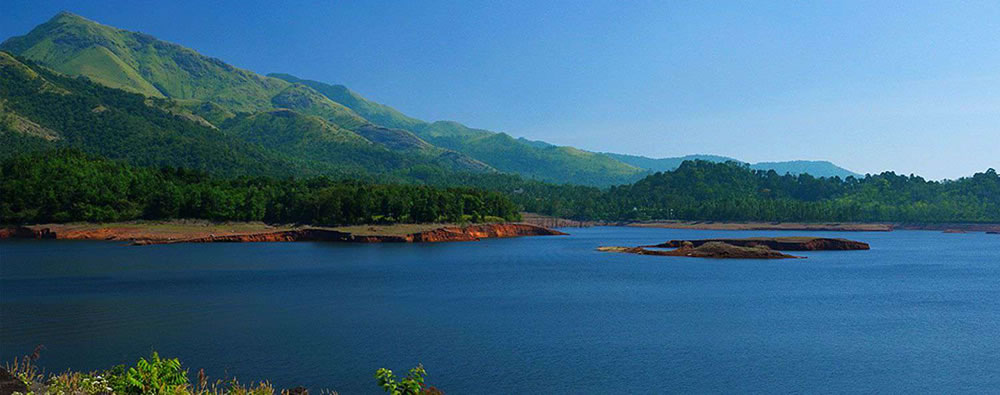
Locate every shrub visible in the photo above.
<box><xmin>374</xmin><ymin>364</ymin><xmax>442</xmax><ymax>395</ymax></box>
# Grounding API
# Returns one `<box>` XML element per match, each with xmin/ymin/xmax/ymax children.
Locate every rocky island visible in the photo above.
<box><xmin>599</xmin><ymin>236</ymin><xmax>870</xmax><ymax>259</ymax></box>
<box><xmin>647</xmin><ymin>237</ymin><xmax>870</xmax><ymax>251</ymax></box>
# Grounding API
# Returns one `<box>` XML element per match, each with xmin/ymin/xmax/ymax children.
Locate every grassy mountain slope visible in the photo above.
<box><xmin>1</xmin><ymin>12</ymin><xmax>285</xmax><ymax>111</ymax></box>
<box><xmin>1</xmin><ymin>12</ymin><xmax>490</xmax><ymax>173</ymax></box>
<box><xmin>1</xmin><ymin>51</ymin><xmax>492</xmax><ymax>179</ymax></box>
<box><xmin>269</xmin><ymin>73</ymin><xmax>425</xmax><ymax>132</ymax></box>
<box><xmin>269</xmin><ymin>74</ymin><xmax>644</xmax><ymax>186</ymax></box>
<box><xmin>0</xmin><ymin>51</ymin><xmax>325</xmax><ymax>176</ymax></box>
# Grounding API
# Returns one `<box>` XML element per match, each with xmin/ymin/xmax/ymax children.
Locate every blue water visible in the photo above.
<box><xmin>2</xmin><ymin>228</ymin><xmax>999</xmax><ymax>393</ymax></box>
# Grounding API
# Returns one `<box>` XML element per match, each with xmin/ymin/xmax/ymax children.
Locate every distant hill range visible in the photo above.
<box><xmin>1</xmin><ymin>11</ymin><xmax>861</xmax><ymax>185</ymax></box>
<box><xmin>606</xmin><ymin>153</ymin><xmax>861</xmax><ymax>178</ymax></box>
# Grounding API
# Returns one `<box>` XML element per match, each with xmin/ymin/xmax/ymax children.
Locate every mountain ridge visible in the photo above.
<box><xmin>4</xmin><ymin>12</ymin><xmax>862</xmax><ymax>185</ymax></box>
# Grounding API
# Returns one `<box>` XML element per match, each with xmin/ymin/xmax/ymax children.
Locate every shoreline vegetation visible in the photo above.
<box><xmin>3</xmin><ymin>348</ymin><xmax>440</xmax><ymax>394</ymax></box>
<box><xmin>2</xmin><ymin>150</ymin><xmax>998</xmax><ymax>231</ymax></box>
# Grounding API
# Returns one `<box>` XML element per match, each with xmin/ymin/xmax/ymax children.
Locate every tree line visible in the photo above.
<box><xmin>0</xmin><ymin>150</ymin><xmax>521</xmax><ymax>225</ymax></box>
<box><xmin>397</xmin><ymin>159</ymin><xmax>1000</xmax><ymax>224</ymax></box>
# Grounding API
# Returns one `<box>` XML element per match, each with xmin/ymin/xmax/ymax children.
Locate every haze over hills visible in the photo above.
<box><xmin>2</xmin><ymin>11</ymin><xmax>865</xmax><ymax>186</ymax></box>
<box><xmin>272</xmin><ymin>73</ymin><xmax>863</xmax><ymax>181</ymax></box>
<box><xmin>606</xmin><ymin>153</ymin><xmax>861</xmax><ymax>178</ymax></box>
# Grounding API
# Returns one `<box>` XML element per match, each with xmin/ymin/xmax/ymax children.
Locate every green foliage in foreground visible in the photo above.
<box><xmin>375</xmin><ymin>365</ymin><xmax>442</xmax><ymax>395</ymax></box>
<box><xmin>121</xmin><ymin>352</ymin><xmax>188</xmax><ymax>394</ymax></box>
<box><xmin>5</xmin><ymin>348</ymin><xmax>443</xmax><ymax>394</ymax></box>
<box><xmin>4</xmin><ymin>349</ymin><xmax>319</xmax><ymax>394</ymax></box>
<box><xmin>0</xmin><ymin>150</ymin><xmax>520</xmax><ymax>225</ymax></box>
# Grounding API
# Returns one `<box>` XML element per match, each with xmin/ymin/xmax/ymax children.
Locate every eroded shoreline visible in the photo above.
<box><xmin>0</xmin><ymin>222</ymin><xmax>568</xmax><ymax>245</ymax></box>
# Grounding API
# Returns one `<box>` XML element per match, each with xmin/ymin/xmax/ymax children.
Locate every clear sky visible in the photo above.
<box><xmin>3</xmin><ymin>1</ymin><xmax>998</xmax><ymax>179</ymax></box>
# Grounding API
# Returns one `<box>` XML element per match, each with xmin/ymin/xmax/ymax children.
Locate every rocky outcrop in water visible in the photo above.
<box><xmin>598</xmin><ymin>242</ymin><xmax>803</xmax><ymax>259</ymax></box>
<box><xmin>647</xmin><ymin>237</ymin><xmax>869</xmax><ymax>251</ymax></box>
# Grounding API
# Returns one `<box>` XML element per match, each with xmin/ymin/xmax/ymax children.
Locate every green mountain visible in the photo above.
<box><xmin>0</xmin><ymin>11</ymin><xmax>369</xmax><ymax>124</ymax></box>
<box><xmin>0</xmin><ymin>12</ymin><xmax>489</xmax><ymax>174</ymax></box>
<box><xmin>606</xmin><ymin>153</ymin><xmax>860</xmax><ymax>178</ymax></box>
<box><xmin>269</xmin><ymin>73</ymin><xmax>645</xmax><ymax>186</ymax></box>
<box><xmin>1</xmin><ymin>11</ymin><xmax>283</xmax><ymax>112</ymax></box>
<box><xmin>269</xmin><ymin>73</ymin><xmax>425</xmax><ymax>132</ymax></box>
<box><xmin>0</xmin><ymin>51</ymin><xmax>493</xmax><ymax>179</ymax></box>
<box><xmin>2</xmin><ymin>12</ymin><xmax>859</xmax><ymax>186</ymax></box>
<box><xmin>0</xmin><ymin>51</ymin><xmax>321</xmax><ymax>176</ymax></box>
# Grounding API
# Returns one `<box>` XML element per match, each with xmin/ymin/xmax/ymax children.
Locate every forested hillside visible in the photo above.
<box><xmin>0</xmin><ymin>150</ymin><xmax>520</xmax><ymax>224</ymax></box>
<box><xmin>493</xmin><ymin>161</ymin><xmax>999</xmax><ymax>223</ymax></box>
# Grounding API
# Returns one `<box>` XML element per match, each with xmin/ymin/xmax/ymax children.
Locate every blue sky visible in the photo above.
<box><xmin>3</xmin><ymin>1</ymin><xmax>998</xmax><ymax>179</ymax></box>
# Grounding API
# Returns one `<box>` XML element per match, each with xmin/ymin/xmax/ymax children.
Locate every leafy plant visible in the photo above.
<box><xmin>374</xmin><ymin>364</ymin><xmax>442</xmax><ymax>395</ymax></box>
<box><xmin>118</xmin><ymin>351</ymin><xmax>189</xmax><ymax>394</ymax></box>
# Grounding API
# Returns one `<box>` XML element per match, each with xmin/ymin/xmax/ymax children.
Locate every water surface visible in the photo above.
<box><xmin>2</xmin><ymin>228</ymin><xmax>999</xmax><ymax>393</ymax></box>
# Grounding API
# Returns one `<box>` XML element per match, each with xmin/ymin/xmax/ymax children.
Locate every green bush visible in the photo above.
<box><xmin>115</xmin><ymin>352</ymin><xmax>189</xmax><ymax>394</ymax></box>
<box><xmin>374</xmin><ymin>364</ymin><xmax>442</xmax><ymax>395</ymax></box>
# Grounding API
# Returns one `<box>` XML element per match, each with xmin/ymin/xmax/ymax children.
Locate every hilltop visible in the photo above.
<box><xmin>2</xmin><ymin>11</ymin><xmax>866</xmax><ymax>185</ymax></box>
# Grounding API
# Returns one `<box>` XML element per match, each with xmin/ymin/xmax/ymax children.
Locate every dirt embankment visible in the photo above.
<box><xmin>519</xmin><ymin>212</ymin><xmax>618</xmax><ymax>228</ymax></box>
<box><xmin>1</xmin><ymin>223</ymin><xmax>567</xmax><ymax>245</ymax></box>
<box><xmin>648</xmin><ymin>237</ymin><xmax>870</xmax><ymax>251</ymax></box>
<box><xmin>899</xmin><ymin>223</ymin><xmax>1000</xmax><ymax>233</ymax></box>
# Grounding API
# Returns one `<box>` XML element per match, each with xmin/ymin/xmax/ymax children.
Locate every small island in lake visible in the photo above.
<box><xmin>599</xmin><ymin>237</ymin><xmax>870</xmax><ymax>259</ymax></box>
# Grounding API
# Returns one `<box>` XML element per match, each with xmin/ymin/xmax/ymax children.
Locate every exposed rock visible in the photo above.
<box><xmin>0</xmin><ymin>367</ymin><xmax>28</xmax><ymax>395</ymax></box>
<box><xmin>0</xmin><ymin>226</ymin><xmax>55</xmax><ymax>239</ymax></box>
<box><xmin>647</xmin><ymin>237</ymin><xmax>869</xmax><ymax>251</ymax></box>
<box><xmin>598</xmin><ymin>242</ymin><xmax>802</xmax><ymax>259</ymax></box>
<box><xmin>942</xmin><ymin>229</ymin><xmax>967</xmax><ymax>234</ymax></box>
<box><xmin>283</xmin><ymin>386</ymin><xmax>309</xmax><ymax>395</ymax></box>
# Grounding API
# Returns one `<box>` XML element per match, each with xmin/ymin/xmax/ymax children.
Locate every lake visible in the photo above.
<box><xmin>2</xmin><ymin>227</ymin><xmax>999</xmax><ymax>393</ymax></box>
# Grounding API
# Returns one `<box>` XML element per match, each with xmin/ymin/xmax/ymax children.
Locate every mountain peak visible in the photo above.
<box><xmin>51</xmin><ymin>11</ymin><xmax>86</xmax><ymax>21</ymax></box>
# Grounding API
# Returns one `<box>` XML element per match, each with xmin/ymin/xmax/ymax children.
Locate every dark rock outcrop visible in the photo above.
<box><xmin>647</xmin><ymin>237</ymin><xmax>869</xmax><ymax>251</ymax></box>
<box><xmin>598</xmin><ymin>242</ymin><xmax>802</xmax><ymax>259</ymax></box>
<box><xmin>0</xmin><ymin>368</ymin><xmax>28</xmax><ymax>395</ymax></box>
<box><xmin>0</xmin><ymin>226</ymin><xmax>55</xmax><ymax>239</ymax></box>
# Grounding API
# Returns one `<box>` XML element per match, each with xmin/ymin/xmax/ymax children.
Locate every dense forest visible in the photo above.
<box><xmin>450</xmin><ymin>160</ymin><xmax>999</xmax><ymax>223</ymax></box>
<box><xmin>0</xmin><ymin>150</ymin><xmax>520</xmax><ymax>225</ymax></box>
<box><xmin>2</xmin><ymin>149</ymin><xmax>996</xmax><ymax>226</ymax></box>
